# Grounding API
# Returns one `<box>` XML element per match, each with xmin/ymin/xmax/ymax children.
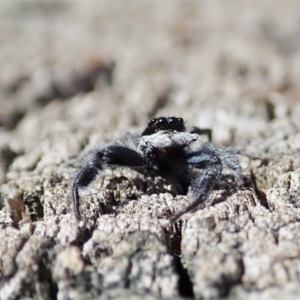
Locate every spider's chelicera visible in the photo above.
<box><xmin>72</xmin><ymin>116</ymin><xmax>243</xmax><ymax>223</ymax></box>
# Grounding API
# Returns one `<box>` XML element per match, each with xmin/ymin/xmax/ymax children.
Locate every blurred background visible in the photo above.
<box><xmin>0</xmin><ymin>1</ymin><xmax>300</xmax><ymax>184</ymax></box>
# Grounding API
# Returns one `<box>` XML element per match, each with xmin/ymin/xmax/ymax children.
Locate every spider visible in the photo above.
<box><xmin>71</xmin><ymin>116</ymin><xmax>243</xmax><ymax>223</ymax></box>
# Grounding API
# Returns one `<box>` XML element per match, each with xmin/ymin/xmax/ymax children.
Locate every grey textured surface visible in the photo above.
<box><xmin>1</xmin><ymin>2</ymin><xmax>300</xmax><ymax>300</ymax></box>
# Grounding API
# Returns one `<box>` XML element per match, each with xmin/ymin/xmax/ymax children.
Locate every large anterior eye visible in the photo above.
<box><xmin>168</xmin><ymin>117</ymin><xmax>178</xmax><ymax>124</ymax></box>
<box><xmin>158</xmin><ymin>117</ymin><xmax>168</xmax><ymax>124</ymax></box>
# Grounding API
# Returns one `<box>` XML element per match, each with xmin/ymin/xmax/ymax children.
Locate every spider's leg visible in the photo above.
<box><xmin>224</xmin><ymin>147</ymin><xmax>264</xmax><ymax>161</ymax></box>
<box><xmin>170</xmin><ymin>150</ymin><xmax>222</xmax><ymax>223</ymax></box>
<box><xmin>72</xmin><ymin>145</ymin><xmax>145</xmax><ymax>220</ymax></box>
<box><xmin>188</xmin><ymin>126</ymin><xmax>212</xmax><ymax>142</ymax></box>
<box><xmin>209</xmin><ymin>144</ymin><xmax>243</xmax><ymax>185</ymax></box>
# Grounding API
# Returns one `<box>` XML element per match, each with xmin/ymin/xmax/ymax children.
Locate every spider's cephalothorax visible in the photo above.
<box><xmin>71</xmin><ymin>116</ymin><xmax>243</xmax><ymax>222</ymax></box>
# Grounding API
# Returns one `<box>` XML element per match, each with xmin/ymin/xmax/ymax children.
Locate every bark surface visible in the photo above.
<box><xmin>1</xmin><ymin>2</ymin><xmax>300</xmax><ymax>300</ymax></box>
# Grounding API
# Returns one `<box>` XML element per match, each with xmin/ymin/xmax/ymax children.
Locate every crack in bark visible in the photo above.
<box><xmin>165</xmin><ymin>223</ymin><xmax>195</xmax><ymax>298</ymax></box>
<box><xmin>250</xmin><ymin>170</ymin><xmax>270</xmax><ymax>210</ymax></box>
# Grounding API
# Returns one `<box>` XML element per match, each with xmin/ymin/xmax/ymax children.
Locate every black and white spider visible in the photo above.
<box><xmin>71</xmin><ymin>117</ymin><xmax>243</xmax><ymax>222</ymax></box>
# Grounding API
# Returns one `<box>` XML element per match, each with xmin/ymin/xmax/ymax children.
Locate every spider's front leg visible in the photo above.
<box><xmin>170</xmin><ymin>150</ymin><xmax>222</xmax><ymax>223</ymax></box>
<box><xmin>189</xmin><ymin>126</ymin><xmax>212</xmax><ymax>142</ymax></box>
<box><xmin>72</xmin><ymin>145</ymin><xmax>145</xmax><ymax>220</ymax></box>
<box><xmin>170</xmin><ymin>143</ymin><xmax>244</xmax><ymax>223</ymax></box>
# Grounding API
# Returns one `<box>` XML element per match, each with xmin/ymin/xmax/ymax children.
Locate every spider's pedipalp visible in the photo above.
<box><xmin>138</xmin><ymin>131</ymin><xmax>199</xmax><ymax>153</ymax></box>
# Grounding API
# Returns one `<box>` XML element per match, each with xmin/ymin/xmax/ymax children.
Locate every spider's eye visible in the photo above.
<box><xmin>168</xmin><ymin>117</ymin><xmax>178</xmax><ymax>124</ymax></box>
<box><xmin>178</xmin><ymin>118</ymin><xmax>184</xmax><ymax>123</ymax></box>
<box><xmin>158</xmin><ymin>117</ymin><xmax>168</xmax><ymax>124</ymax></box>
<box><xmin>148</xmin><ymin>118</ymin><xmax>157</xmax><ymax>126</ymax></box>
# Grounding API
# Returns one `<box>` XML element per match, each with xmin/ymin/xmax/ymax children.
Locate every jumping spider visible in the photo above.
<box><xmin>72</xmin><ymin>117</ymin><xmax>243</xmax><ymax>222</ymax></box>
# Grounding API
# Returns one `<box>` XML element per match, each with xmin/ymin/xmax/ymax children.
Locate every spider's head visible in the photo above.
<box><xmin>141</xmin><ymin>116</ymin><xmax>186</xmax><ymax>136</ymax></box>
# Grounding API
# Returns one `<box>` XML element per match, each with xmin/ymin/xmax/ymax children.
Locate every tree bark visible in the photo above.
<box><xmin>1</xmin><ymin>2</ymin><xmax>300</xmax><ymax>300</ymax></box>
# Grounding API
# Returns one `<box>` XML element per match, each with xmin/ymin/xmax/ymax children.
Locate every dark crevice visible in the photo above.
<box><xmin>208</xmin><ymin>256</ymin><xmax>245</xmax><ymax>299</ymax></box>
<box><xmin>74</xmin><ymin>221</ymin><xmax>97</xmax><ymax>250</ymax></box>
<box><xmin>271</xmin><ymin>229</ymin><xmax>279</xmax><ymax>245</ymax></box>
<box><xmin>174</xmin><ymin>256</ymin><xmax>194</xmax><ymax>298</ymax></box>
<box><xmin>36</xmin><ymin>247</ymin><xmax>58</xmax><ymax>300</ymax></box>
<box><xmin>0</xmin><ymin>233</ymin><xmax>32</xmax><ymax>285</ymax></box>
<box><xmin>23</xmin><ymin>191</ymin><xmax>44</xmax><ymax>221</ymax></box>
<box><xmin>36</xmin><ymin>60</ymin><xmax>115</xmax><ymax>106</ymax></box>
<box><xmin>4</xmin><ymin>74</ymin><xmax>30</xmax><ymax>94</ymax></box>
<box><xmin>15</xmin><ymin>241</ymin><xmax>58</xmax><ymax>299</ymax></box>
<box><xmin>77</xmin><ymin>227</ymin><xmax>95</xmax><ymax>248</ymax></box>
<box><xmin>250</xmin><ymin>170</ymin><xmax>270</xmax><ymax>210</ymax></box>
<box><xmin>265</xmin><ymin>99</ymin><xmax>276</xmax><ymax>122</ymax></box>
<box><xmin>165</xmin><ymin>218</ymin><xmax>247</xmax><ymax>299</ymax></box>
<box><xmin>224</xmin><ymin>257</ymin><xmax>245</xmax><ymax>297</ymax></box>
<box><xmin>124</xmin><ymin>260</ymin><xmax>133</xmax><ymax>289</ymax></box>
<box><xmin>0</xmin><ymin>192</ymin><xmax>3</xmax><ymax>210</ymax></box>
<box><xmin>0</xmin><ymin>110</ymin><xmax>25</xmax><ymax>130</ymax></box>
<box><xmin>166</xmin><ymin>222</ymin><xmax>194</xmax><ymax>298</ymax></box>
